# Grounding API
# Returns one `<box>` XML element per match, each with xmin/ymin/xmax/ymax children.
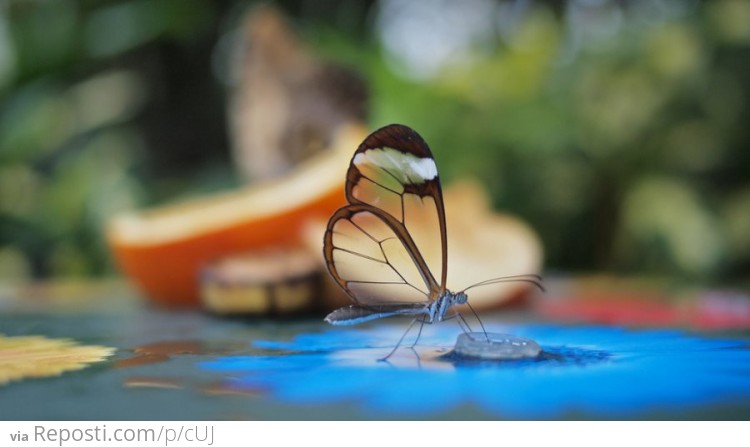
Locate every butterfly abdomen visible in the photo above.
<box><xmin>325</xmin><ymin>305</ymin><xmax>427</xmax><ymax>326</ymax></box>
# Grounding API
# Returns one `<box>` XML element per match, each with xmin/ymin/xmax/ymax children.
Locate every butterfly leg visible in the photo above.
<box><xmin>466</xmin><ymin>301</ymin><xmax>490</xmax><ymax>342</ymax></box>
<box><xmin>450</xmin><ymin>310</ymin><xmax>491</xmax><ymax>342</ymax></box>
<box><xmin>447</xmin><ymin>311</ymin><xmax>473</xmax><ymax>334</ymax></box>
<box><xmin>379</xmin><ymin>318</ymin><xmax>418</xmax><ymax>362</ymax></box>
<box><xmin>409</xmin><ymin>318</ymin><xmax>428</xmax><ymax>349</ymax></box>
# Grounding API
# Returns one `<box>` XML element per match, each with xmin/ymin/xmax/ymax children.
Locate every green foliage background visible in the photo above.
<box><xmin>1</xmin><ymin>0</ymin><xmax>749</xmax><ymax>283</ymax></box>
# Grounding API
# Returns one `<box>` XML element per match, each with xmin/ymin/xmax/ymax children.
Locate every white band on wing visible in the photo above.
<box><xmin>354</xmin><ymin>148</ymin><xmax>438</xmax><ymax>184</ymax></box>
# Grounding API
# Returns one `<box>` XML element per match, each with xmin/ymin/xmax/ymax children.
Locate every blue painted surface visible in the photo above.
<box><xmin>201</xmin><ymin>324</ymin><xmax>750</xmax><ymax>418</ymax></box>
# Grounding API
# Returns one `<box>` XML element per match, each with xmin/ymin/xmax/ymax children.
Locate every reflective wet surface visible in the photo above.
<box><xmin>1</xmin><ymin>284</ymin><xmax>750</xmax><ymax>420</ymax></box>
<box><xmin>202</xmin><ymin>324</ymin><xmax>750</xmax><ymax>418</ymax></box>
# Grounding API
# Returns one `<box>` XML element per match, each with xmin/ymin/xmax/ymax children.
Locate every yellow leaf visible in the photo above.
<box><xmin>0</xmin><ymin>334</ymin><xmax>115</xmax><ymax>386</ymax></box>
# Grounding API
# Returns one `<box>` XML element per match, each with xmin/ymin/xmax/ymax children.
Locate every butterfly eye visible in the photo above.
<box><xmin>456</xmin><ymin>292</ymin><xmax>468</xmax><ymax>305</ymax></box>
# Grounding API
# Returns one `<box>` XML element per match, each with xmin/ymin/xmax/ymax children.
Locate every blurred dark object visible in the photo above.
<box><xmin>228</xmin><ymin>5</ymin><xmax>369</xmax><ymax>182</ymax></box>
<box><xmin>200</xmin><ymin>248</ymin><xmax>324</xmax><ymax>316</ymax></box>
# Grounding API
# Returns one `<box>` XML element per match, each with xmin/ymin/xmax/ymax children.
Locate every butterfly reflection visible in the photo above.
<box><xmin>323</xmin><ymin>124</ymin><xmax>542</xmax><ymax>359</ymax></box>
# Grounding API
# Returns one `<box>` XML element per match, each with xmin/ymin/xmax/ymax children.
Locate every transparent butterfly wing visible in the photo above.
<box><xmin>324</xmin><ymin>124</ymin><xmax>448</xmax><ymax>306</ymax></box>
<box><xmin>325</xmin><ymin>205</ymin><xmax>432</xmax><ymax>305</ymax></box>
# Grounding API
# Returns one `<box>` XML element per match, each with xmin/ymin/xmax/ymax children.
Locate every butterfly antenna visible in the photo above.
<box><xmin>460</xmin><ymin>274</ymin><xmax>545</xmax><ymax>294</ymax></box>
<box><xmin>380</xmin><ymin>318</ymin><xmax>418</xmax><ymax>362</ymax></box>
<box><xmin>465</xmin><ymin>301</ymin><xmax>490</xmax><ymax>342</ymax></box>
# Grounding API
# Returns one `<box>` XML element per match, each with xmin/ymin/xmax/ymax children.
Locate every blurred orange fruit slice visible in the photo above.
<box><xmin>107</xmin><ymin>124</ymin><xmax>367</xmax><ymax>306</ymax></box>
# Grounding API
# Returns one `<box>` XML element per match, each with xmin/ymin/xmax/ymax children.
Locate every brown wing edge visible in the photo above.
<box><xmin>343</xmin><ymin>124</ymin><xmax>449</xmax><ymax>292</ymax></box>
<box><xmin>359</xmin><ymin>124</ymin><xmax>435</xmax><ymax>159</ymax></box>
<box><xmin>345</xmin><ymin>124</ymin><xmax>440</xmax><ymax>201</ymax></box>
<box><xmin>323</xmin><ymin>203</ymin><xmax>441</xmax><ymax>305</ymax></box>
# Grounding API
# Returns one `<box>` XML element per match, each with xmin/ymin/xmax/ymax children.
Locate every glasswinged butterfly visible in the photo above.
<box><xmin>322</xmin><ymin>124</ymin><xmax>543</xmax><ymax>359</ymax></box>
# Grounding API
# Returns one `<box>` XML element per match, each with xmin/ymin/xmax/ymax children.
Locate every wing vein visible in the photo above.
<box><xmin>332</xmin><ymin>246</ymin><xmax>387</xmax><ymax>264</ymax></box>
<box><xmin>377</xmin><ymin>239</ymin><xmax>429</xmax><ymax>297</ymax></box>
<box><xmin>358</xmin><ymin>173</ymin><xmax>403</xmax><ymax>197</ymax></box>
<box><xmin>349</xmin><ymin>219</ymin><xmax>382</xmax><ymax>244</ymax></box>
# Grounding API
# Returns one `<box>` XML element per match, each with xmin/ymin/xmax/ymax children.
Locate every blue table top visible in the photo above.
<box><xmin>1</xmin><ymin>281</ymin><xmax>749</xmax><ymax>420</ymax></box>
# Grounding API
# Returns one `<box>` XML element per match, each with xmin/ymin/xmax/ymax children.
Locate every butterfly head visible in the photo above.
<box><xmin>451</xmin><ymin>291</ymin><xmax>468</xmax><ymax>305</ymax></box>
<box><xmin>432</xmin><ymin>290</ymin><xmax>469</xmax><ymax>322</ymax></box>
